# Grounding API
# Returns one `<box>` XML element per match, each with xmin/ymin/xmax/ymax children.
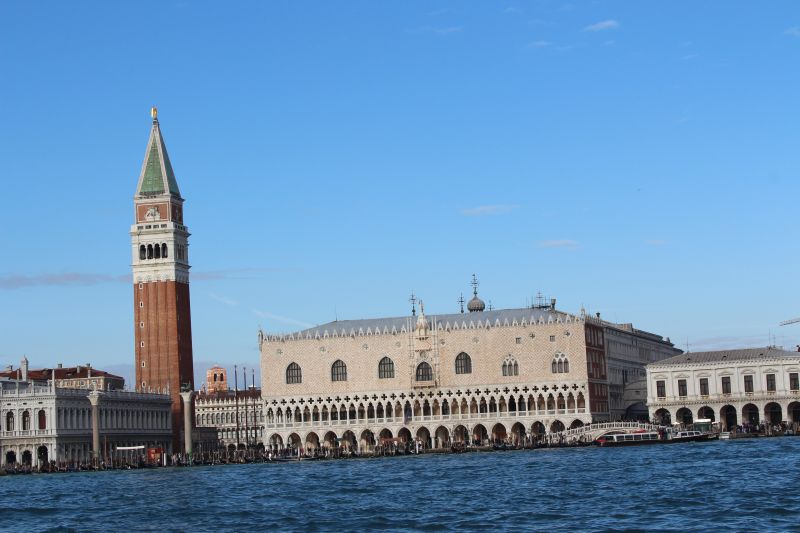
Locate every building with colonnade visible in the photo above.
<box><xmin>646</xmin><ymin>346</ymin><xmax>800</xmax><ymax>429</ymax></box>
<box><xmin>259</xmin><ymin>285</ymin><xmax>678</xmax><ymax>453</ymax></box>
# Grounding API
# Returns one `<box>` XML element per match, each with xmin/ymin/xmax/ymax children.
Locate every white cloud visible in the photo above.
<box><xmin>785</xmin><ymin>27</ymin><xmax>800</xmax><ymax>37</ymax></box>
<box><xmin>251</xmin><ymin>309</ymin><xmax>315</xmax><ymax>329</ymax></box>
<box><xmin>209</xmin><ymin>293</ymin><xmax>239</xmax><ymax>306</ymax></box>
<box><xmin>538</xmin><ymin>239</ymin><xmax>579</xmax><ymax>249</ymax></box>
<box><xmin>461</xmin><ymin>204</ymin><xmax>520</xmax><ymax>216</ymax></box>
<box><xmin>584</xmin><ymin>20</ymin><xmax>619</xmax><ymax>32</ymax></box>
<box><xmin>409</xmin><ymin>26</ymin><xmax>463</xmax><ymax>35</ymax></box>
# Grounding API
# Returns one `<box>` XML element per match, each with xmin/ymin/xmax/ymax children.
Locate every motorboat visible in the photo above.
<box><xmin>595</xmin><ymin>432</ymin><xmax>662</xmax><ymax>447</ymax></box>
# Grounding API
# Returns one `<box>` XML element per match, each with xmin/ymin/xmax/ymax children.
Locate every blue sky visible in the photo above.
<box><xmin>1</xmin><ymin>1</ymin><xmax>799</xmax><ymax>385</ymax></box>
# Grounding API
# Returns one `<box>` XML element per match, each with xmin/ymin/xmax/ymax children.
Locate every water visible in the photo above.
<box><xmin>3</xmin><ymin>438</ymin><xmax>799</xmax><ymax>532</ymax></box>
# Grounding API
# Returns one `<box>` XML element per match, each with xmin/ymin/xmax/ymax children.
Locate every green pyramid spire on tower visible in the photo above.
<box><xmin>136</xmin><ymin>107</ymin><xmax>181</xmax><ymax>198</ymax></box>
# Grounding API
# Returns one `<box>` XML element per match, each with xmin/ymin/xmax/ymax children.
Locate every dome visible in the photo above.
<box><xmin>467</xmin><ymin>295</ymin><xmax>485</xmax><ymax>312</ymax></box>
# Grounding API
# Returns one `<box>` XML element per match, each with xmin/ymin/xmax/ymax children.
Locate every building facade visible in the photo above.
<box><xmin>258</xmin><ymin>288</ymin><xmax>675</xmax><ymax>453</ymax></box>
<box><xmin>206</xmin><ymin>366</ymin><xmax>229</xmax><ymax>393</ymax></box>
<box><xmin>195</xmin><ymin>388</ymin><xmax>263</xmax><ymax>449</ymax></box>
<box><xmin>646</xmin><ymin>347</ymin><xmax>800</xmax><ymax>429</ymax></box>
<box><xmin>131</xmin><ymin>108</ymin><xmax>195</xmax><ymax>448</ymax></box>
<box><xmin>602</xmin><ymin>322</ymin><xmax>682</xmax><ymax>419</ymax></box>
<box><xmin>0</xmin><ymin>378</ymin><xmax>172</xmax><ymax>467</ymax></box>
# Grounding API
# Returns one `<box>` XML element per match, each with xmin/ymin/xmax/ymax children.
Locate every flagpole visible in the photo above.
<box><xmin>234</xmin><ymin>364</ymin><xmax>240</xmax><ymax>450</ymax></box>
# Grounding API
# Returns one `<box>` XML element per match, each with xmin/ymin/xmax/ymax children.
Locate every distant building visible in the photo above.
<box><xmin>646</xmin><ymin>347</ymin><xmax>800</xmax><ymax>429</ymax></box>
<box><xmin>601</xmin><ymin>322</ymin><xmax>682</xmax><ymax>419</ymax></box>
<box><xmin>195</xmin><ymin>388</ymin><xmax>263</xmax><ymax>449</ymax></box>
<box><xmin>0</xmin><ymin>358</ymin><xmax>124</xmax><ymax>391</ymax></box>
<box><xmin>0</xmin><ymin>358</ymin><xmax>172</xmax><ymax>467</ymax></box>
<box><xmin>206</xmin><ymin>366</ymin><xmax>228</xmax><ymax>393</ymax></box>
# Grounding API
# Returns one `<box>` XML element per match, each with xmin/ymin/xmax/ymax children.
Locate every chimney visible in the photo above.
<box><xmin>57</xmin><ymin>363</ymin><xmax>63</xmax><ymax>369</ymax></box>
<box><xmin>550</xmin><ymin>298</ymin><xmax>557</xmax><ymax>310</ymax></box>
<box><xmin>21</xmin><ymin>356</ymin><xmax>28</xmax><ymax>382</ymax></box>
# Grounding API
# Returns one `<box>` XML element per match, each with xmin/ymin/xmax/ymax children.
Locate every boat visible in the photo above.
<box><xmin>669</xmin><ymin>430</ymin><xmax>718</xmax><ymax>443</ymax></box>
<box><xmin>595</xmin><ymin>432</ymin><xmax>662</xmax><ymax>447</ymax></box>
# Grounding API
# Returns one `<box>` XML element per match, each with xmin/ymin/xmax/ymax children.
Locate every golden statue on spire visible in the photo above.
<box><xmin>151</xmin><ymin>106</ymin><xmax>158</xmax><ymax>120</ymax></box>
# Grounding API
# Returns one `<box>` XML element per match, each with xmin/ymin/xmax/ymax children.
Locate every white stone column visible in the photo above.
<box><xmin>180</xmin><ymin>391</ymin><xmax>194</xmax><ymax>456</ymax></box>
<box><xmin>88</xmin><ymin>391</ymin><xmax>102</xmax><ymax>462</ymax></box>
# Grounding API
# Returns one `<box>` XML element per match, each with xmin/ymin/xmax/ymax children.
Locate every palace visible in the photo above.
<box><xmin>646</xmin><ymin>346</ymin><xmax>800</xmax><ymax>429</ymax></box>
<box><xmin>259</xmin><ymin>286</ymin><xmax>679</xmax><ymax>452</ymax></box>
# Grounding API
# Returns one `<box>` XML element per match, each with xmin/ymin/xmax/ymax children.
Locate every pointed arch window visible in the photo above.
<box><xmin>331</xmin><ymin>360</ymin><xmax>347</xmax><ymax>382</ymax></box>
<box><xmin>161</xmin><ymin>243</ymin><xmax>168</xmax><ymax>258</ymax></box>
<box><xmin>416</xmin><ymin>361</ymin><xmax>433</xmax><ymax>382</ymax></box>
<box><xmin>502</xmin><ymin>358</ymin><xmax>519</xmax><ymax>376</ymax></box>
<box><xmin>378</xmin><ymin>357</ymin><xmax>394</xmax><ymax>379</ymax></box>
<box><xmin>139</xmin><ymin>245</ymin><xmax>146</xmax><ymax>260</ymax></box>
<box><xmin>286</xmin><ymin>362</ymin><xmax>302</xmax><ymax>384</ymax></box>
<box><xmin>455</xmin><ymin>352</ymin><xmax>472</xmax><ymax>374</ymax></box>
<box><xmin>552</xmin><ymin>353</ymin><xmax>569</xmax><ymax>374</ymax></box>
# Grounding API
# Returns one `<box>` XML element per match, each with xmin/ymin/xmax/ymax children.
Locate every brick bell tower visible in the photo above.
<box><xmin>131</xmin><ymin>107</ymin><xmax>194</xmax><ymax>450</ymax></box>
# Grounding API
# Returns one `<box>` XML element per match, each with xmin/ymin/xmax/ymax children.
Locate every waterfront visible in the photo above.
<box><xmin>2</xmin><ymin>438</ymin><xmax>798</xmax><ymax>532</ymax></box>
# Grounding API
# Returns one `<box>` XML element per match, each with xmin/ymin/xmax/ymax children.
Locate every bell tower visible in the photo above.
<box><xmin>131</xmin><ymin>107</ymin><xmax>194</xmax><ymax>449</ymax></box>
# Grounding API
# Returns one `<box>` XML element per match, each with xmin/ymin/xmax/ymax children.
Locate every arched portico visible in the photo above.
<box><xmin>305</xmin><ymin>432</ymin><xmax>320</xmax><ymax>451</ymax></box>
<box><xmin>550</xmin><ymin>420</ymin><xmax>565</xmax><ymax>433</ymax></box>
<box><xmin>789</xmin><ymin>402</ymin><xmax>800</xmax><ymax>424</ymax></box>
<box><xmin>569</xmin><ymin>419</ymin><xmax>584</xmax><ymax>430</ymax></box>
<box><xmin>697</xmin><ymin>406</ymin><xmax>715</xmax><ymax>422</ymax></box>
<box><xmin>360</xmin><ymin>429</ymin><xmax>376</xmax><ymax>451</ymax></box>
<box><xmin>37</xmin><ymin>445</ymin><xmax>48</xmax><ymax>465</ymax></box>
<box><xmin>742</xmin><ymin>403</ymin><xmax>759</xmax><ymax>425</ymax></box>
<box><xmin>397</xmin><ymin>427</ymin><xmax>412</xmax><ymax>443</ymax></box>
<box><xmin>654</xmin><ymin>408</ymin><xmax>671</xmax><ymax>425</ymax></box>
<box><xmin>511</xmin><ymin>422</ymin><xmax>526</xmax><ymax>444</ymax></box>
<box><xmin>268</xmin><ymin>433</ymin><xmax>284</xmax><ymax>450</ymax></box>
<box><xmin>472</xmin><ymin>424</ymin><xmax>488</xmax><ymax>445</ymax></box>
<box><xmin>416</xmin><ymin>427</ymin><xmax>431</xmax><ymax>449</ymax></box>
<box><xmin>764</xmin><ymin>403</ymin><xmax>782</xmax><ymax>425</ymax></box>
<box><xmin>323</xmin><ymin>431</ymin><xmax>338</xmax><ymax>448</ymax></box>
<box><xmin>720</xmin><ymin>405</ymin><xmax>737</xmax><ymax>430</ymax></box>
<box><xmin>531</xmin><ymin>421</ymin><xmax>546</xmax><ymax>437</ymax></box>
<box><xmin>434</xmin><ymin>426</ymin><xmax>449</xmax><ymax>448</ymax></box>
<box><xmin>491</xmin><ymin>423</ymin><xmax>507</xmax><ymax>442</ymax></box>
<box><xmin>341</xmin><ymin>430</ymin><xmax>357</xmax><ymax>450</ymax></box>
<box><xmin>453</xmin><ymin>425</ymin><xmax>468</xmax><ymax>444</ymax></box>
<box><xmin>676</xmin><ymin>407</ymin><xmax>693</xmax><ymax>425</ymax></box>
<box><xmin>287</xmin><ymin>433</ymin><xmax>302</xmax><ymax>450</ymax></box>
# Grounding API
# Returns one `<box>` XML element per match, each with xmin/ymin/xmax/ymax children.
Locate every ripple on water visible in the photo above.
<box><xmin>2</xmin><ymin>438</ymin><xmax>800</xmax><ymax>531</ymax></box>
